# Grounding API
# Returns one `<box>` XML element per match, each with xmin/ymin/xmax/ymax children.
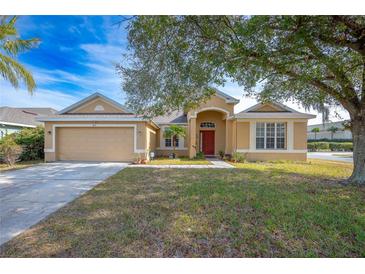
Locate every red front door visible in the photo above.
<box><xmin>201</xmin><ymin>130</ymin><xmax>215</xmax><ymax>155</ymax></box>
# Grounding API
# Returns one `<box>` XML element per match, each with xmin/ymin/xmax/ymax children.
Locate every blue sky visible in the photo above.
<box><xmin>0</xmin><ymin>16</ymin><xmax>348</xmax><ymax>124</ymax></box>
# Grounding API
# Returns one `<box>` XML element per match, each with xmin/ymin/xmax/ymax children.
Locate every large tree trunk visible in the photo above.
<box><xmin>348</xmin><ymin>115</ymin><xmax>365</xmax><ymax>185</ymax></box>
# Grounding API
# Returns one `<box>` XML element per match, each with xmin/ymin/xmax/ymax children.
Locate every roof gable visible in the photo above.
<box><xmin>235</xmin><ymin>102</ymin><xmax>316</xmax><ymax>119</ymax></box>
<box><xmin>212</xmin><ymin>88</ymin><xmax>240</xmax><ymax>104</ymax></box>
<box><xmin>242</xmin><ymin>102</ymin><xmax>299</xmax><ymax>113</ymax></box>
<box><xmin>58</xmin><ymin>93</ymin><xmax>132</xmax><ymax>115</ymax></box>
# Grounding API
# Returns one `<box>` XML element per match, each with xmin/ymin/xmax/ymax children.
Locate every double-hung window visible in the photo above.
<box><xmin>165</xmin><ymin>138</ymin><xmax>172</xmax><ymax>147</ymax></box>
<box><xmin>256</xmin><ymin>122</ymin><xmax>286</xmax><ymax>150</ymax></box>
<box><xmin>164</xmin><ymin>135</ymin><xmax>179</xmax><ymax>148</ymax></box>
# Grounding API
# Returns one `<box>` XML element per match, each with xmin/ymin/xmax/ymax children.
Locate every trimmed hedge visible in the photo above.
<box><xmin>307</xmin><ymin>141</ymin><xmax>353</xmax><ymax>152</ymax></box>
<box><xmin>308</xmin><ymin>138</ymin><xmax>352</xmax><ymax>143</ymax></box>
<box><xmin>329</xmin><ymin>142</ymin><xmax>353</xmax><ymax>152</ymax></box>
<box><xmin>307</xmin><ymin>142</ymin><xmax>329</xmax><ymax>151</ymax></box>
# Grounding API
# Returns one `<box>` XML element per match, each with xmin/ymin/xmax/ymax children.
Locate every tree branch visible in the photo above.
<box><xmin>304</xmin><ymin>37</ymin><xmax>360</xmax><ymax>107</ymax></box>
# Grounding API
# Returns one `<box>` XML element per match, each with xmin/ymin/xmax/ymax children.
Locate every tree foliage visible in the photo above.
<box><xmin>311</xmin><ymin>127</ymin><xmax>320</xmax><ymax>140</ymax></box>
<box><xmin>14</xmin><ymin>126</ymin><xmax>44</xmax><ymax>161</ymax></box>
<box><xmin>0</xmin><ymin>16</ymin><xmax>40</xmax><ymax>92</ymax></box>
<box><xmin>119</xmin><ymin>16</ymin><xmax>365</xmax><ymax>184</ymax></box>
<box><xmin>119</xmin><ymin>16</ymin><xmax>365</xmax><ymax>117</ymax></box>
<box><xmin>163</xmin><ymin>125</ymin><xmax>186</xmax><ymax>157</ymax></box>
<box><xmin>0</xmin><ymin>134</ymin><xmax>22</xmax><ymax>165</ymax></box>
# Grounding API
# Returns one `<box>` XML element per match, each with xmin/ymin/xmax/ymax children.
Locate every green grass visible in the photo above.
<box><xmin>1</xmin><ymin>160</ymin><xmax>364</xmax><ymax>257</ymax></box>
<box><xmin>231</xmin><ymin>159</ymin><xmax>353</xmax><ymax>179</ymax></box>
<box><xmin>147</xmin><ymin>156</ymin><xmax>210</xmax><ymax>165</ymax></box>
<box><xmin>0</xmin><ymin>160</ymin><xmax>43</xmax><ymax>172</ymax></box>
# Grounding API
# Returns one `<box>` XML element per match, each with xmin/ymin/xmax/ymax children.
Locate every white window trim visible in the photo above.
<box><xmin>160</xmin><ymin>125</ymin><xmax>185</xmax><ymax>149</ymax></box>
<box><xmin>256</xmin><ymin>122</ymin><xmax>286</xmax><ymax>150</ymax></box>
<box><xmin>246</xmin><ymin>120</ymin><xmax>300</xmax><ymax>153</ymax></box>
<box><xmin>44</xmin><ymin>124</ymin><xmax>145</xmax><ymax>154</ymax></box>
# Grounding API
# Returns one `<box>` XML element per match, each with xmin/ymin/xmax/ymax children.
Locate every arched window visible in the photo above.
<box><xmin>200</xmin><ymin>122</ymin><xmax>215</xmax><ymax>128</ymax></box>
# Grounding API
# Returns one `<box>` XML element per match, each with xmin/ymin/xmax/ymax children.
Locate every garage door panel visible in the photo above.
<box><xmin>56</xmin><ymin>127</ymin><xmax>134</xmax><ymax>161</ymax></box>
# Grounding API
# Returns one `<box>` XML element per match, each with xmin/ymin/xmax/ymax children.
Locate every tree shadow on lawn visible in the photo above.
<box><xmin>0</xmin><ymin>167</ymin><xmax>364</xmax><ymax>258</ymax></box>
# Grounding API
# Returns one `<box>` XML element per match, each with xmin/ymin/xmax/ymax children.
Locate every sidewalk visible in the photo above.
<box><xmin>130</xmin><ymin>158</ymin><xmax>235</xmax><ymax>169</ymax></box>
<box><xmin>307</xmin><ymin>152</ymin><xmax>353</xmax><ymax>163</ymax></box>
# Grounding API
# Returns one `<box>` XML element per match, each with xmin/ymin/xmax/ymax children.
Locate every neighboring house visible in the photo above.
<box><xmin>38</xmin><ymin>91</ymin><xmax>315</xmax><ymax>162</ymax></box>
<box><xmin>0</xmin><ymin>107</ymin><xmax>57</xmax><ymax>138</ymax></box>
<box><xmin>307</xmin><ymin>120</ymin><xmax>352</xmax><ymax>141</ymax></box>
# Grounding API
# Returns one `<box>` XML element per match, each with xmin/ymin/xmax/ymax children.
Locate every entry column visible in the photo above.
<box><xmin>189</xmin><ymin>117</ymin><xmax>197</xmax><ymax>158</ymax></box>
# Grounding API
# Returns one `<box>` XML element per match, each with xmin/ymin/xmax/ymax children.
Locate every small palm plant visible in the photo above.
<box><xmin>327</xmin><ymin>126</ymin><xmax>339</xmax><ymax>140</ymax></box>
<box><xmin>163</xmin><ymin>125</ymin><xmax>186</xmax><ymax>158</ymax></box>
<box><xmin>311</xmin><ymin>127</ymin><xmax>320</xmax><ymax>140</ymax></box>
<box><xmin>0</xmin><ymin>16</ymin><xmax>40</xmax><ymax>92</ymax></box>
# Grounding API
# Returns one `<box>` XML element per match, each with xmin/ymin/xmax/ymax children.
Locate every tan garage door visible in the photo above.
<box><xmin>56</xmin><ymin>127</ymin><xmax>135</xmax><ymax>161</ymax></box>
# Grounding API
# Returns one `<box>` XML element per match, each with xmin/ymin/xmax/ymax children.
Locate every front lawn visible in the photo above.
<box><xmin>0</xmin><ymin>160</ymin><xmax>43</xmax><ymax>172</ymax></box>
<box><xmin>147</xmin><ymin>156</ymin><xmax>210</xmax><ymax>165</ymax></box>
<box><xmin>1</xmin><ymin>160</ymin><xmax>364</xmax><ymax>257</ymax></box>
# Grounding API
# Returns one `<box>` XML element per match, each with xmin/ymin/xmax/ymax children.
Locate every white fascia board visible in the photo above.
<box><xmin>157</xmin><ymin>123</ymin><xmax>188</xmax><ymax>125</ymax></box>
<box><xmin>235</xmin><ymin>113</ymin><xmax>316</xmax><ymax>119</ymax></box>
<box><xmin>0</xmin><ymin>121</ymin><xmax>37</xmax><ymax>128</ymax></box>
<box><xmin>37</xmin><ymin>117</ymin><xmax>146</xmax><ymax>122</ymax></box>
<box><xmin>211</xmin><ymin>87</ymin><xmax>240</xmax><ymax>103</ymax></box>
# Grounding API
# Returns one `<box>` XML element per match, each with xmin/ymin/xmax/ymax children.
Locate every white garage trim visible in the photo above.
<box><xmin>44</xmin><ymin>124</ymin><xmax>145</xmax><ymax>154</ymax></box>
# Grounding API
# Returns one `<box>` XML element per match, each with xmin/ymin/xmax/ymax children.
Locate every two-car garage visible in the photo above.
<box><xmin>39</xmin><ymin>93</ymin><xmax>158</xmax><ymax>162</ymax></box>
<box><xmin>55</xmin><ymin>127</ymin><xmax>135</xmax><ymax>162</ymax></box>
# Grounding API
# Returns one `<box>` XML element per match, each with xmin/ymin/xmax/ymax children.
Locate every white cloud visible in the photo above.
<box><xmin>1</xmin><ymin>85</ymin><xmax>81</xmax><ymax>110</ymax></box>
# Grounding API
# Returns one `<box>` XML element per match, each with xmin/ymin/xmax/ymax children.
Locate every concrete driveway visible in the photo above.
<box><xmin>0</xmin><ymin>162</ymin><xmax>128</xmax><ymax>246</ymax></box>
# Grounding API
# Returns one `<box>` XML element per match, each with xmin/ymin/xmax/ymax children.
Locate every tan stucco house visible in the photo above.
<box><xmin>38</xmin><ymin>90</ymin><xmax>315</xmax><ymax>162</ymax></box>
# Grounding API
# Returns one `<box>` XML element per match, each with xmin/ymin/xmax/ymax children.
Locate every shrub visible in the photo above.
<box><xmin>307</xmin><ymin>142</ymin><xmax>330</xmax><ymax>151</ymax></box>
<box><xmin>223</xmin><ymin>154</ymin><xmax>232</xmax><ymax>161</ymax></box>
<box><xmin>14</xmin><ymin>126</ymin><xmax>44</xmax><ymax>161</ymax></box>
<box><xmin>0</xmin><ymin>135</ymin><xmax>22</xmax><ymax>165</ymax></box>
<box><xmin>308</xmin><ymin>141</ymin><xmax>353</xmax><ymax>152</ymax></box>
<box><xmin>232</xmin><ymin>152</ymin><xmax>246</xmax><ymax>163</ymax></box>
<box><xmin>195</xmin><ymin>151</ymin><xmax>205</xmax><ymax>159</ymax></box>
<box><xmin>316</xmin><ymin>142</ymin><xmax>330</xmax><ymax>150</ymax></box>
<box><xmin>308</xmin><ymin>138</ymin><xmax>352</xmax><ymax>143</ymax></box>
<box><xmin>307</xmin><ymin>142</ymin><xmax>316</xmax><ymax>151</ymax></box>
<box><xmin>329</xmin><ymin>142</ymin><xmax>353</xmax><ymax>152</ymax></box>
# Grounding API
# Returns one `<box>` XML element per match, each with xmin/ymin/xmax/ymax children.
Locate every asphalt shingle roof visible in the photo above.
<box><xmin>0</xmin><ymin>107</ymin><xmax>57</xmax><ymax>126</ymax></box>
<box><xmin>152</xmin><ymin>110</ymin><xmax>188</xmax><ymax>124</ymax></box>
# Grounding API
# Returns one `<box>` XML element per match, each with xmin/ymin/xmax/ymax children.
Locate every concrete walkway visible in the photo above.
<box><xmin>0</xmin><ymin>162</ymin><xmax>128</xmax><ymax>246</ymax></box>
<box><xmin>131</xmin><ymin>158</ymin><xmax>234</xmax><ymax>169</ymax></box>
<box><xmin>208</xmin><ymin>158</ymin><xmax>235</xmax><ymax>168</ymax></box>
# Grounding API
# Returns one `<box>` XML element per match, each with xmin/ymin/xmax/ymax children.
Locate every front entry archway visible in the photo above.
<box><xmin>201</xmin><ymin>130</ymin><xmax>215</xmax><ymax>155</ymax></box>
